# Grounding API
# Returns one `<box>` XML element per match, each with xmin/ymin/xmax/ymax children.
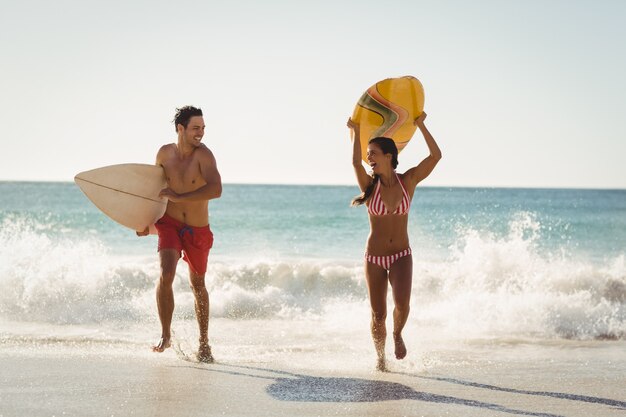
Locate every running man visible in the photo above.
<box><xmin>138</xmin><ymin>105</ymin><xmax>222</xmax><ymax>362</ymax></box>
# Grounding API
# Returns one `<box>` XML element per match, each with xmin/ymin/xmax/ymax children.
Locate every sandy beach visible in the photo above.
<box><xmin>1</xmin><ymin>338</ymin><xmax>624</xmax><ymax>417</ymax></box>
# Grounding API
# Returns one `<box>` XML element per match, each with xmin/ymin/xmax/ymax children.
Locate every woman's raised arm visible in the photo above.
<box><xmin>403</xmin><ymin>112</ymin><xmax>442</xmax><ymax>190</ymax></box>
<box><xmin>348</xmin><ymin>118</ymin><xmax>373</xmax><ymax>192</ymax></box>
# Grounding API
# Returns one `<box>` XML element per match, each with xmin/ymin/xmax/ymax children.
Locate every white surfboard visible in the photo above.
<box><xmin>74</xmin><ymin>164</ymin><xmax>168</xmax><ymax>232</ymax></box>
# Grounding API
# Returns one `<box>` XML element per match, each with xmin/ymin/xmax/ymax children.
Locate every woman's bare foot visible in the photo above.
<box><xmin>376</xmin><ymin>357</ymin><xmax>388</xmax><ymax>372</ymax></box>
<box><xmin>197</xmin><ymin>342</ymin><xmax>214</xmax><ymax>363</ymax></box>
<box><xmin>393</xmin><ymin>333</ymin><xmax>407</xmax><ymax>359</ymax></box>
<box><xmin>152</xmin><ymin>337</ymin><xmax>171</xmax><ymax>352</ymax></box>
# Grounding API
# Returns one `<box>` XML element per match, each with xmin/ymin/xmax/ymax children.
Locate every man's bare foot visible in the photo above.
<box><xmin>394</xmin><ymin>333</ymin><xmax>407</xmax><ymax>359</ymax></box>
<box><xmin>376</xmin><ymin>357</ymin><xmax>388</xmax><ymax>372</ymax></box>
<box><xmin>197</xmin><ymin>343</ymin><xmax>214</xmax><ymax>363</ymax></box>
<box><xmin>152</xmin><ymin>337</ymin><xmax>171</xmax><ymax>352</ymax></box>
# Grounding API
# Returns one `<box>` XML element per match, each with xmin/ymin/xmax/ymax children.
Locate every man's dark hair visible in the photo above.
<box><xmin>173</xmin><ymin>106</ymin><xmax>203</xmax><ymax>132</ymax></box>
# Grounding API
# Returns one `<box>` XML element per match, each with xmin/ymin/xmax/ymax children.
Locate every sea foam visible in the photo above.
<box><xmin>0</xmin><ymin>213</ymin><xmax>624</xmax><ymax>341</ymax></box>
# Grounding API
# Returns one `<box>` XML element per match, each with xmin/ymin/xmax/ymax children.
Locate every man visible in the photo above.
<box><xmin>138</xmin><ymin>106</ymin><xmax>222</xmax><ymax>362</ymax></box>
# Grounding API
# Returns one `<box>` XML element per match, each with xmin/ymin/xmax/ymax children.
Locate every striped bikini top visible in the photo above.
<box><xmin>367</xmin><ymin>173</ymin><xmax>411</xmax><ymax>216</ymax></box>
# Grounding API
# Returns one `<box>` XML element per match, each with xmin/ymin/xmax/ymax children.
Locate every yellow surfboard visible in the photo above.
<box><xmin>351</xmin><ymin>76</ymin><xmax>424</xmax><ymax>162</ymax></box>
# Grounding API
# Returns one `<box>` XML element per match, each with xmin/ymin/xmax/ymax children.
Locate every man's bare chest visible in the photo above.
<box><xmin>162</xmin><ymin>157</ymin><xmax>203</xmax><ymax>188</ymax></box>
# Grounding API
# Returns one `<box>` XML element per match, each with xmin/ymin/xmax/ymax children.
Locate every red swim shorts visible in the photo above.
<box><xmin>154</xmin><ymin>214</ymin><xmax>214</xmax><ymax>275</ymax></box>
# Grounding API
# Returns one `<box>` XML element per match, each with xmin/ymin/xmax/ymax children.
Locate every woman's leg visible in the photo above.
<box><xmin>388</xmin><ymin>254</ymin><xmax>413</xmax><ymax>359</ymax></box>
<box><xmin>365</xmin><ymin>259</ymin><xmax>389</xmax><ymax>370</ymax></box>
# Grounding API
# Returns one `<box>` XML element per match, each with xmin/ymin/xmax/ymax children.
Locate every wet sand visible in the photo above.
<box><xmin>1</xmin><ymin>341</ymin><xmax>624</xmax><ymax>417</ymax></box>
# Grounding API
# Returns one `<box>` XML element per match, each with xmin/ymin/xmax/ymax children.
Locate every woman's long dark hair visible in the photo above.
<box><xmin>351</xmin><ymin>137</ymin><xmax>399</xmax><ymax>206</ymax></box>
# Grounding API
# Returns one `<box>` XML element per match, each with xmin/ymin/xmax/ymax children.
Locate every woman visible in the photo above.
<box><xmin>348</xmin><ymin>112</ymin><xmax>441</xmax><ymax>371</ymax></box>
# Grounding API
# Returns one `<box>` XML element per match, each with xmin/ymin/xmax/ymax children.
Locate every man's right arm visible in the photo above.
<box><xmin>136</xmin><ymin>148</ymin><xmax>165</xmax><ymax>237</ymax></box>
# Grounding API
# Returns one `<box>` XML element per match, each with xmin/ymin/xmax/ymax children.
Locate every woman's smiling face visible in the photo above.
<box><xmin>366</xmin><ymin>143</ymin><xmax>391</xmax><ymax>174</ymax></box>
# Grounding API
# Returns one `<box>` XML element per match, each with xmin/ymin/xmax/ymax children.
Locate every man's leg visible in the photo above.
<box><xmin>189</xmin><ymin>268</ymin><xmax>213</xmax><ymax>363</ymax></box>
<box><xmin>153</xmin><ymin>249</ymin><xmax>179</xmax><ymax>352</ymax></box>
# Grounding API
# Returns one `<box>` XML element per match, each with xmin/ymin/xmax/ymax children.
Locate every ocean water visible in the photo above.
<box><xmin>0</xmin><ymin>182</ymin><xmax>624</xmax><ymax>368</ymax></box>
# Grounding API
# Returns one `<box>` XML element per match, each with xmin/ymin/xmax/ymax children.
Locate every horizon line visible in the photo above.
<box><xmin>0</xmin><ymin>179</ymin><xmax>624</xmax><ymax>192</ymax></box>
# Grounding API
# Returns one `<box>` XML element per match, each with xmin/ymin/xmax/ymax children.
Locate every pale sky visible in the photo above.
<box><xmin>1</xmin><ymin>0</ymin><xmax>624</xmax><ymax>188</ymax></box>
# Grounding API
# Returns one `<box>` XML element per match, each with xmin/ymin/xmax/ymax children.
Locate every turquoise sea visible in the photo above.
<box><xmin>0</xmin><ymin>182</ymin><xmax>624</xmax><ymax>365</ymax></box>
